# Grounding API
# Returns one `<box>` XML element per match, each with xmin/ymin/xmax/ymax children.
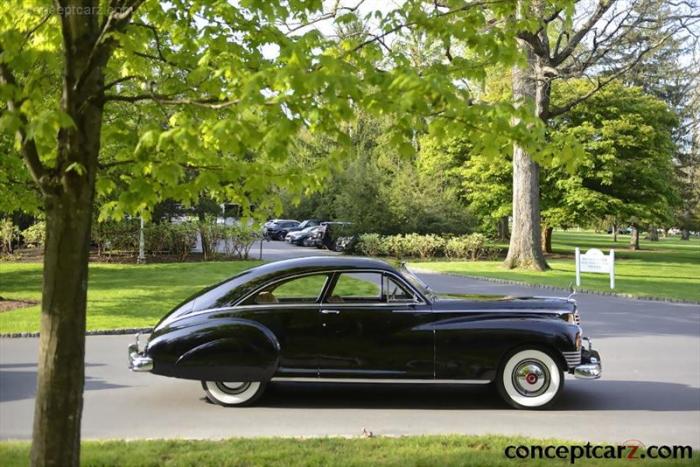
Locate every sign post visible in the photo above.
<box><xmin>575</xmin><ymin>248</ymin><xmax>615</xmax><ymax>289</ymax></box>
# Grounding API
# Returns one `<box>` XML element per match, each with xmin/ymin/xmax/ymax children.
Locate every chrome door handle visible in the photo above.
<box><xmin>320</xmin><ymin>309</ymin><xmax>340</xmax><ymax>314</ymax></box>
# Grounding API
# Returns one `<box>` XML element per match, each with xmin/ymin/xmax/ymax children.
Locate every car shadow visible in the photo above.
<box><xmin>0</xmin><ymin>362</ymin><xmax>127</xmax><ymax>403</ymax></box>
<box><xmin>259</xmin><ymin>380</ymin><xmax>700</xmax><ymax>412</ymax></box>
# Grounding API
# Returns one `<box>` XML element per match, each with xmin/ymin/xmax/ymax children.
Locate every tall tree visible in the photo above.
<box><xmin>504</xmin><ymin>0</ymin><xmax>698</xmax><ymax>269</ymax></box>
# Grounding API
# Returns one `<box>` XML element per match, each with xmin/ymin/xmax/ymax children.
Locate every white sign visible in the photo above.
<box><xmin>575</xmin><ymin>248</ymin><xmax>615</xmax><ymax>289</ymax></box>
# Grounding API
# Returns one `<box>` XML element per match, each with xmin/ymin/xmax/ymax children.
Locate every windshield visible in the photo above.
<box><xmin>399</xmin><ymin>264</ymin><xmax>438</xmax><ymax>302</ymax></box>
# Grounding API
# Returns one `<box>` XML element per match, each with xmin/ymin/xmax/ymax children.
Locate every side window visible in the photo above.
<box><xmin>383</xmin><ymin>276</ymin><xmax>416</xmax><ymax>303</ymax></box>
<box><xmin>327</xmin><ymin>273</ymin><xmax>382</xmax><ymax>303</ymax></box>
<box><xmin>244</xmin><ymin>274</ymin><xmax>329</xmax><ymax>305</ymax></box>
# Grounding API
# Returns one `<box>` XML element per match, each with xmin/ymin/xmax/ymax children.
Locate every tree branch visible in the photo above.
<box><xmin>545</xmin><ymin>30</ymin><xmax>676</xmax><ymax>119</ymax></box>
<box><xmin>551</xmin><ymin>0</ymin><xmax>615</xmax><ymax>66</ymax></box>
<box><xmin>0</xmin><ymin>46</ymin><xmax>49</xmax><ymax>190</ymax></box>
<box><xmin>103</xmin><ymin>92</ymin><xmax>242</xmax><ymax>109</ymax></box>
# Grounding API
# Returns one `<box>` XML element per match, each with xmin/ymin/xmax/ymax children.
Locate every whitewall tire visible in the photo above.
<box><xmin>497</xmin><ymin>349</ymin><xmax>564</xmax><ymax>409</ymax></box>
<box><xmin>201</xmin><ymin>381</ymin><xmax>266</xmax><ymax>407</ymax></box>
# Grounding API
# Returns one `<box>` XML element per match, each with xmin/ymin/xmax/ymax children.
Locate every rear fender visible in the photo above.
<box><xmin>150</xmin><ymin>318</ymin><xmax>280</xmax><ymax>382</ymax></box>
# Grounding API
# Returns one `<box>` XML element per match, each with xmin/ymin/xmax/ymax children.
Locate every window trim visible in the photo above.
<box><xmin>239</xmin><ymin>272</ymin><xmax>332</xmax><ymax>306</ymax></box>
<box><xmin>321</xmin><ymin>270</ymin><xmax>424</xmax><ymax>306</ymax></box>
<box><xmin>235</xmin><ymin>268</ymin><xmax>427</xmax><ymax>308</ymax></box>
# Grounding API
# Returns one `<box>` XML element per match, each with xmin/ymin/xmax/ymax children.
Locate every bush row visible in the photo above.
<box><xmin>3</xmin><ymin>217</ymin><xmax>257</xmax><ymax>261</ymax></box>
<box><xmin>356</xmin><ymin>233</ymin><xmax>500</xmax><ymax>260</ymax></box>
<box><xmin>92</xmin><ymin>219</ymin><xmax>258</xmax><ymax>260</ymax></box>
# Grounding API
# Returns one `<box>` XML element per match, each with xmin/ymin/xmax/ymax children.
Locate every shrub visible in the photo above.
<box><xmin>22</xmin><ymin>221</ymin><xmax>46</xmax><ymax>248</ymax></box>
<box><xmin>357</xmin><ymin>233</ymin><xmax>384</xmax><ymax>257</ymax></box>
<box><xmin>383</xmin><ymin>235</ymin><xmax>408</xmax><ymax>258</ymax></box>
<box><xmin>413</xmin><ymin>234</ymin><xmax>446</xmax><ymax>259</ymax></box>
<box><xmin>0</xmin><ymin>219</ymin><xmax>19</xmax><ymax>254</ymax></box>
<box><xmin>169</xmin><ymin>222</ymin><xmax>199</xmax><ymax>260</ymax></box>
<box><xmin>445</xmin><ymin>233</ymin><xmax>487</xmax><ymax>260</ymax></box>
<box><xmin>92</xmin><ymin>220</ymin><xmax>139</xmax><ymax>256</ymax></box>
<box><xmin>221</xmin><ymin>223</ymin><xmax>259</xmax><ymax>259</ymax></box>
<box><xmin>198</xmin><ymin>217</ymin><xmax>226</xmax><ymax>260</ymax></box>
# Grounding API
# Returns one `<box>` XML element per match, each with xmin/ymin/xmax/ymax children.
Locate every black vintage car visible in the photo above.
<box><xmin>129</xmin><ymin>257</ymin><xmax>601</xmax><ymax>409</ymax></box>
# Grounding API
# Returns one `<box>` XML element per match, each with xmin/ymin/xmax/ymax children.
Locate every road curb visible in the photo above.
<box><xmin>409</xmin><ymin>266</ymin><xmax>700</xmax><ymax>305</ymax></box>
<box><xmin>0</xmin><ymin>327</ymin><xmax>153</xmax><ymax>339</ymax></box>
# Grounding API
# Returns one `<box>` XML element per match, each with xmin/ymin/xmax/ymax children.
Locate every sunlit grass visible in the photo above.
<box><xmin>412</xmin><ymin>231</ymin><xmax>700</xmax><ymax>302</ymax></box>
<box><xmin>0</xmin><ymin>261</ymin><xmax>261</xmax><ymax>333</ymax></box>
<box><xmin>0</xmin><ymin>435</ymin><xmax>695</xmax><ymax>466</ymax></box>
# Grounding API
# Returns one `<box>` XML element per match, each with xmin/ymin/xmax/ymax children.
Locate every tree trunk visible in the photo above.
<box><xmin>497</xmin><ymin>216</ymin><xmax>510</xmax><ymax>241</ymax></box>
<box><xmin>629</xmin><ymin>224</ymin><xmax>640</xmax><ymax>250</ymax></box>
<box><xmin>30</xmin><ymin>3</ymin><xmax>106</xmax><ymax>464</ymax></box>
<box><xmin>648</xmin><ymin>225</ymin><xmax>659</xmax><ymax>241</ymax></box>
<box><xmin>32</xmin><ymin>188</ymin><xmax>94</xmax><ymax>467</ymax></box>
<box><xmin>681</xmin><ymin>228</ymin><xmax>690</xmax><ymax>240</ymax></box>
<box><xmin>613</xmin><ymin>223</ymin><xmax>618</xmax><ymax>242</ymax></box>
<box><xmin>541</xmin><ymin>225</ymin><xmax>553</xmax><ymax>254</ymax></box>
<box><xmin>504</xmin><ymin>0</ymin><xmax>548</xmax><ymax>271</ymax></box>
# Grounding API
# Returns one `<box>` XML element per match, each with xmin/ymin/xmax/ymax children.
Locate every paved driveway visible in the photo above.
<box><xmin>1</xmin><ymin>246</ymin><xmax>699</xmax><ymax>446</ymax></box>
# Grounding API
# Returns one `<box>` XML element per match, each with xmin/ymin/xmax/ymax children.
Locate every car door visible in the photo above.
<box><xmin>239</xmin><ymin>273</ymin><xmax>330</xmax><ymax>378</ymax></box>
<box><xmin>317</xmin><ymin>271</ymin><xmax>434</xmax><ymax>380</ymax></box>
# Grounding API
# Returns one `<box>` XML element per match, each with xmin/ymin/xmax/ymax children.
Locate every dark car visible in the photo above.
<box><xmin>285</xmin><ymin>219</ymin><xmax>320</xmax><ymax>235</ymax></box>
<box><xmin>129</xmin><ymin>257</ymin><xmax>601</xmax><ymax>409</ymax></box>
<box><xmin>285</xmin><ymin>225</ymin><xmax>320</xmax><ymax>245</ymax></box>
<box><xmin>262</xmin><ymin>219</ymin><xmax>300</xmax><ymax>240</ymax></box>
<box><xmin>312</xmin><ymin>221</ymin><xmax>353</xmax><ymax>250</ymax></box>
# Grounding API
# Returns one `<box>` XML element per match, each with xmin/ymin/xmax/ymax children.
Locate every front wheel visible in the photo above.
<box><xmin>201</xmin><ymin>381</ymin><xmax>266</xmax><ymax>407</ymax></box>
<box><xmin>497</xmin><ymin>348</ymin><xmax>564</xmax><ymax>409</ymax></box>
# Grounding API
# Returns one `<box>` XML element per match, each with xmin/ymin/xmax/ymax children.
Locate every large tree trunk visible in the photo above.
<box><xmin>612</xmin><ymin>223</ymin><xmax>618</xmax><ymax>242</ymax></box>
<box><xmin>681</xmin><ymin>228</ymin><xmax>690</xmax><ymax>240</ymax></box>
<box><xmin>541</xmin><ymin>225</ymin><xmax>553</xmax><ymax>254</ymax></box>
<box><xmin>504</xmin><ymin>0</ymin><xmax>548</xmax><ymax>271</ymax></box>
<box><xmin>31</xmin><ymin>3</ymin><xmax>106</xmax><ymax>465</ymax></box>
<box><xmin>629</xmin><ymin>224</ymin><xmax>640</xmax><ymax>250</ymax></box>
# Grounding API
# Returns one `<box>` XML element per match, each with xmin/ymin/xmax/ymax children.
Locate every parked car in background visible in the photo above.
<box><xmin>313</xmin><ymin>221</ymin><xmax>353</xmax><ymax>251</ymax></box>
<box><xmin>262</xmin><ymin>219</ymin><xmax>300</xmax><ymax>240</ymax></box>
<box><xmin>129</xmin><ymin>257</ymin><xmax>601</xmax><ymax>409</ymax></box>
<box><xmin>286</xmin><ymin>219</ymin><xmax>320</xmax><ymax>234</ymax></box>
<box><xmin>285</xmin><ymin>226</ymin><xmax>321</xmax><ymax>246</ymax></box>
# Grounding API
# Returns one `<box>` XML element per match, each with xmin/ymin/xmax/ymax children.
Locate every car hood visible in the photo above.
<box><xmin>435</xmin><ymin>293</ymin><xmax>576</xmax><ymax>313</ymax></box>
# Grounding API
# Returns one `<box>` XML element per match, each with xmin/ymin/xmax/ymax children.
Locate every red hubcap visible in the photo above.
<box><xmin>525</xmin><ymin>373</ymin><xmax>538</xmax><ymax>385</ymax></box>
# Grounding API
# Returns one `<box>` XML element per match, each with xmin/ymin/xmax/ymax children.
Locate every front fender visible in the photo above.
<box><xmin>434</xmin><ymin>315</ymin><xmax>579</xmax><ymax>380</ymax></box>
<box><xmin>147</xmin><ymin>317</ymin><xmax>280</xmax><ymax>382</ymax></box>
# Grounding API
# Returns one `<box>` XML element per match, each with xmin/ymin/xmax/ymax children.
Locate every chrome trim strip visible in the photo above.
<box><xmin>270</xmin><ymin>377</ymin><xmax>491</xmax><ymax>384</ymax></box>
<box><xmin>562</xmin><ymin>350</ymin><xmax>582</xmax><ymax>368</ymax></box>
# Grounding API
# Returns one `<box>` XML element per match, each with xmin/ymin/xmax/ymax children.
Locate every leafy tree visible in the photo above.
<box><xmin>504</xmin><ymin>0</ymin><xmax>696</xmax><ymax>269</ymax></box>
<box><xmin>544</xmin><ymin>80</ymin><xmax>679</xmax><ymax>250</ymax></box>
<box><xmin>0</xmin><ymin>2</ymin><xmax>540</xmax><ymax>464</ymax></box>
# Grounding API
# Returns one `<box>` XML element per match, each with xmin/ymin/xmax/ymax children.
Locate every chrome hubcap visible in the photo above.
<box><xmin>512</xmin><ymin>360</ymin><xmax>550</xmax><ymax>397</ymax></box>
<box><xmin>215</xmin><ymin>382</ymin><xmax>251</xmax><ymax>395</ymax></box>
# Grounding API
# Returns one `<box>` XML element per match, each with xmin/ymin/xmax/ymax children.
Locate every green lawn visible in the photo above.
<box><xmin>411</xmin><ymin>231</ymin><xmax>700</xmax><ymax>302</ymax></box>
<box><xmin>0</xmin><ymin>261</ymin><xmax>261</xmax><ymax>333</ymax></box>
<box><xmin>1</xmin><ymin>436</ymin><xmax>696</xmax><ymax>466</ymax></box>
<box><xmin>0</xmin><ymin>261</ymin><xmax>384</xmax><ymax>333</ymax></box>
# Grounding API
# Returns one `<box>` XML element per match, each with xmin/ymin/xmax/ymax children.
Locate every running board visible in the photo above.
<box><xmin>270</xmin><ymin>377</ymin><xmax>491</xmax><ymax>384</ymax></box>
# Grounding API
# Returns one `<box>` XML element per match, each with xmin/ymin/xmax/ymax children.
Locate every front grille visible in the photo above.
<box><xmin>562</xmin><ymin>350</ymin><xmax>582</xmax><ymax>368</ymax></box>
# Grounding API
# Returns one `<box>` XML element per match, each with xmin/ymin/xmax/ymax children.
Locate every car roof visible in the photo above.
<box><xmin>248</xmin><ymin>256</ymin><xmax>394</xmax><ymax>277</ymax></box>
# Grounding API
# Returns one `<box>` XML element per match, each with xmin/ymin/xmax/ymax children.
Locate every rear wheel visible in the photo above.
<box><xmin>201</xmin><ymin>381</ymin><xmax>266</xmax><ymax>407</ymax></box>
<box><xmin>497</xmin><ymin>349</ymin><xmax>563</xmax><ymax>409</ymax></box>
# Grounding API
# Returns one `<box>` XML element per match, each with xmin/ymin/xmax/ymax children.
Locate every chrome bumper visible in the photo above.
<box><xmin>573</xmin><ymin>337</ymin><xmax>602</xmax><ymax>380</ymax></box>
<box><xmin>574</xmin><ymin>361</ymin><xmax>601</xmax><ymax>379</ymax></box>
<box><xmin>128</xmin><ymin>334</ymin><xmax>153</xmax><ymax>372</ymax></box>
